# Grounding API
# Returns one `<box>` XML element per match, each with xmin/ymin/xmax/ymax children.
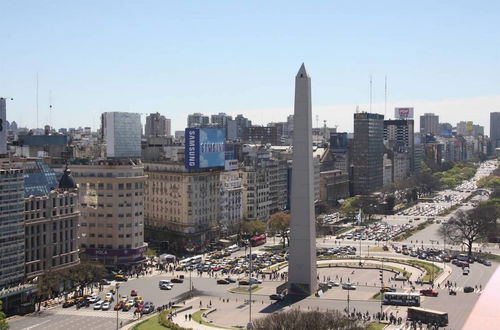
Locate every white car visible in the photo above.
<box><xmin>94</xmin><ymin>301</ymin><xmax>103</xmax><ymax>310</ymax></box>
<box><xmin>249</xmin><ymin>277</ymin><xmax>262</xmax><ymax>284</ymax></box>
<box><xmin>342</xmin><ymin>283</ymin><xmax>356</xmax><ymax>290</ymax></box>
<box><xmin>160</xmin><ymin>283</ymin><xmax>172</xmax><ymax>290</ymax></box>
<box><xmin>328</xmin><ymin>281</ymin><xmax>340</xmax><ymax>288</ymax></box>
<box><xmin>105</xmin><ymin>293</ymin><xmax>114</xmax><ymax>301</ymax></box>
<box><xmin>89</xmin><ymin>295</ymin><xmax>100</xmax><ymax>303</ymax></box>
<box><xmin>101</xmin><ymin>301</ymin><xmax>111</xmax><ymax>310</ymax></box>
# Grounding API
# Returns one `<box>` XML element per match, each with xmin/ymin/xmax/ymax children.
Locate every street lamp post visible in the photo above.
<box><xmin>380</xmin><ymin>259</ymin><xmax>384</xmax><ymax>317</ymax></box>
<box><xmin>116</xmin><ymin>283</ymin><xmax>120</xmax><ymax>329</ymax></box>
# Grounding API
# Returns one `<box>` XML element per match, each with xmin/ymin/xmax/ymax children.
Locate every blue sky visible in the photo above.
<box><xmin>2</xmin><ymin>0</ymin><xmax>499</xmax><ymax>133</ymax></box>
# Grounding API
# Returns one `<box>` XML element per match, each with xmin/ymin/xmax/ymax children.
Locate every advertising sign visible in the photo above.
<box><xmin>185</xmin><ymin>128</ymin><xmax>225</xmax><ymax>169</ymax></box>
<box><xmin>394</xmin><ymin>107</ymin><xmax>414</xmax><ymax>120</ymax></box>
<box><xmin>224</xmin><ymin>159</ymin><xmax>239</xmax><ymax>171</ymax></box>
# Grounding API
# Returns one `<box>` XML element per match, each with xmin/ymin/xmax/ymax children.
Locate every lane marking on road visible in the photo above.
<box><xmin>23</xmin><ymin>319</ymin><xmax>51</xmax><ymax>330</ymax></box>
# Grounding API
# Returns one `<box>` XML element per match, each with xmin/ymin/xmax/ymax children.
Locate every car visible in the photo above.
<box><xmin>327</xmin><ymin>281</ymin><xmax>340</xmax><ymax>288</ymax></box>
<box><xmin>483</xmin><ymin>260</ymin><xmax>492</xmax><ymax>266</ymax></box>
<box><xmin>217</xmin><ymin>279</ymin><xmax>230</xmax><ymax>285</ymax></box>
<box><xmin>123</xmin><ymin>299</ymin><xmax>135</xmax><ymax>311</ymax></box>
<box><xmin>62</xmin><ymin>299</ymin><xmax>75</xmax><ymax>308</ymax></box>
<box><xmin>76</xmin><ymin>299</ymin><xmax>90</xmax><ymax>308</ymax></box>
<box><xmin>130</xmin><ymin>290</ymin><xmax>138</xmax><ymax>296</ymax></box>
<box><xmin>93</xmin><ymin>301</ymin><xmax>103</xmax><ymax>310</ymax></box>
<box><xmin>89</xmin><ymin>296</ymin><xmax>100</xmax><ymax>303</ymax></box>
<box><xmin>463</xmin><ymin>268</ymin><xmax>470</xmax><ymax>275</ymax></box>
<box><xmin>380</xmin><ymin>286</ymin><xmax>396</xmax><ymax>293</ymax></box>
<box><xmin>238</xmin><ymin>279</ymin><xmax>249</xmax><ymax>285</ymax></box>
<box><xmin>449</xmin><ymin>289</ymin><xmax>457</xmax><ymax>295</ymax></box>
<box><xmin>143</xmin><ymin>302</ymin><xmax>155</xmax><ymax>314</ymax></box>
<box><xmin>114</xmin><ymin>274</ymin><xmax>128</xmax><ymax>282</ymax></box>
<box><xmin>342</xmin><ymin>283</ymin><xmax>356</xmax><ymax>290</ymax></box>
<box><xmin>105</xmin><ymin>292</ymin><xmax>114</xmax><ymax>301</ymax></box>
<box><xmin>249</xmin><ymin>277</ymin><xmax>262</xmax><ymax>284</ymax></box>
<box><xmin>171</xmin><ymin>277</ymin><xmax>184</xmax><ymax>283</ymax></box>
<box><xmin>270</xmin><ymin>293</ymin><xmax>284</xmax><ymax>301</ymax></box>
<box><xmin>464</xmin><ymin>286</ymin><xmax>474</xmax><ymax>293</ymax></box>
<box><xmin>134</xmin><ymin>297</ymin><xmax>144</xmax><ymax>306</ymax></box>
<box><xmin>99</xmin><ymin>279</ymin><xmax>111</xmax><ymax>286</ymax></box>
<box><xmin>420</xmin><ymin>289</ymin><xmax>438</xmax><ymax>297</ymax></box>
<box><xmin>114</xmin><ymin>301</ymin><xmax>124</xmax><ymax>310</ymax></box>
<box><xmin>102</xmin><ymin>302</ymin><xmax>111</xmax><ymax>311</ymax></box>
<box><xmin>160</xmin><ymin>283</ymin><xmax>172</xmax><ymax>290</ymax></box>
<box><xmin>225</xmin><ymin>277</ymin><xmax>236</xmax><ymax>283</ymax></box>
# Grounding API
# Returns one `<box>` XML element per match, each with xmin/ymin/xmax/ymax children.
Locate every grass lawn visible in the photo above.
<box><xmin>367</xmin><ymin>322</ymin><xmax>386</xmax><ymax>330</ymax></box>
<box><xmin>192</xmin><ymin>309</ymin><xmax>228</xmax><ymax>329</ymax></box>
<box><xmin>133</xmin><ymin>315</ymin><xmax>165</xmax><ymax>330</ymax></box>
<box><xmin>405</xmin><ymin>260</ymin><xmax>442</xmax><ymax>281</ymax></box>
<box><xmin>228</xmin><ymin>285</ymin><xmax>261</xmax><ymax>294</ymax></box>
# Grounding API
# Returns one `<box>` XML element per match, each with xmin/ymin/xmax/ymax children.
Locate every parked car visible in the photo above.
<box><xmin>77</xmin><ymin>299</ymin><xmax>90</xmax><ymax>308</ymax></box>
<box><xmin>134</xmin><ymin>297</ymin><xmax>144</xmax><ymax>306</ymax></box>
<box><xmin>93</xmin><ymin>301</ymin><xmax>103</xmax><ymax>310</ymax></box>
<box><xmin>225</xmin><ymin>277</ymin><xmax>236</xmax><ymax>283</ymax></box>
<box><xmin>327</xmin><ymin>281</ymin><xmax>340</xmax><ymax>288</ymax></box>
<box><xmin>171</xmin><ymin>277</ymin><xmax>183</xmax><ymax>283</ymax></box>
<box><xmin>62</xmin><ymin>299</ymin><xmax>75</xmax><ymax>308</ymax></box>
<box><xmin>130</xmin><ymin>290</ymin><xmax>138</xmax><ymax>296</ymax></box>
<box><xmin>143</xmin><ymin>302</ymin><xmax>155</xmax><ymax>314</ymax></box>
<box><xmin>449</xmin><ymin>289</ymin><xmax>457</xmax><ymax>295</ymax></box>
<box><xmin>99</xmin><ymin>279</ymin><xmax>111</xmax><ymax>286</ymax></box>
<box><xmin>114</xmin><ymin>301</ymin><xmax>124</xmax><ymax>310</ymax></box>
<box><xmin>102</xmin><ymin>302</ymin><xmax>111</xmax><ymax>311</ymax></box>
<box><xmin>270</xmin><ymin>294</ymin><xmax>284</xmax><ymax>301</ymax></box>
<box><xmin>114</xmin><ymin>274</ymin><xmax>128</xmax><ymax>282</ymax></box>
<box><xmin>217</xmin><ymin>279</ymin><xmax>230</xmax><ymax>285</ymax></box>
<box><xmin>88</xmin><ymin>296</ymin><xmax>100</xmax><ymax>303</ymax></box>
<box><xmin>123</xmin><ymin>299</ymin><xmax>135</xmax><ymax>311</ymax></box>
<box><xmin>420</xmin><ymin>289</ymin><xmax>438</xmax><ymax>297</ymax></box>
<box><xmin>105</xmin><ymin>292</ymin><xmax>114</xmax><ymax>302</ymax></box>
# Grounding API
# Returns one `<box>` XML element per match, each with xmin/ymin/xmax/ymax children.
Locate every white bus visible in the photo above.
<box><xmin>191</xmin><ymin>255</ymin><xmax>203</xmax><ymax>264</ymax></box>
<box><xmin>383</xmin><ymin>292</ymin><xmax>421</xmax><ymax>307</ymax></box>
<box><xmin>179</xmin><ymin>257</ymin><xmax>192</xmax><ymax>266</ymax></box>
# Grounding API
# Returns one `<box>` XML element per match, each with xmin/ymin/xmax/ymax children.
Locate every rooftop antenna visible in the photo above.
<box><xmin>369</xmin><ymin>74</ymin><xmax>373</xmax><ymax>113</ymax></box>
<box><xmin>384</xmin><ymin>76</ymin><xmax>387</xmax><ymax>117</ymax></box>
<box><xmin>36</xmin><ymin>72</ymin><xmax>39</xmax><ymax>130</ymax></box>
<box><xmin>49</xmin><ymin>90</ymin><xmax>52</xmax><ymax>130</ymax></box>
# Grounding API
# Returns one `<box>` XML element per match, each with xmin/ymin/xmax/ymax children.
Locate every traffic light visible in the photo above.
<box><xmin>379</xmin><ymin>270</ymin><xmax>383</xmax><ymax>282</ymax></box>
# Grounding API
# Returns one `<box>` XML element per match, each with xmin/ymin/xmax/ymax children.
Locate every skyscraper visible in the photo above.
<box><xmin>420</xmin><ymin>113</ymin><xmax>439</xmax><ymax>135</ymax></box>
<box><xmin>145</xmin><ymin>112</ymin><xmax>171</xmax><ymax>137</ymax></box>
<box><xmin>384</xmin><ymin>119</ymin><xmax>415</xmax><ymax>172</ymax></box>
<box><xmin>0</xmin><ymin>98</ymin><xmax>7</xmax><ymax>155</ymax></box>
<box><xmin>288</xmin><ymin>64</ymin><xmax>317</xmax><ymax>296</ymax></box>
<box><xmin>490</xmin><ymin>112</ymin><xmax>500</xmax><ymax>150</ymax></box>
<box><xmin>187</xmin><ymin>113</ymin><xmax>209</xmax><ymax>128</ymax></box>
<box><xmin>101</xmin><ymin>112</ymin><xmax>142</xmax><ymax>158</ymax></box>
<box><xmin>353</xmin><ymin>112</ymin><xmax>384</xmax><ymax>195</ymax></box>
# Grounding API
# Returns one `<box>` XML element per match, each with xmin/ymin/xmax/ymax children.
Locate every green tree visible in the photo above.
<box><xmin>439</xmin><ymin>204</ymin><xmax>498</xmax><ymax>257</ymax></box>
<box><xmin>35</xmin><ymin>271</ymin><xmax>61</xmax><ymax>311</ymax></box>
<box><xmin>241</xmin><ymin>220</ymin><xmax>266</xmax><ymax>236</ymax></box>
<box><xmin>66</xmin><ymin>262</ymin><xmax>107</xmax><ymax>296</ymax></box>
<box><xmin>253</xmin><ymin>309</ymin><xmax>365</xmax><ymax>330</ymax></box>
<box><xmin>268</xmin><ymin>212</ymin><xmax>291</xmax><ymax>248</ymax></box>
<box><xmin>0</xmin><ymin>301</ymin><xmax>9</xmax><ymax>330</ymax></box>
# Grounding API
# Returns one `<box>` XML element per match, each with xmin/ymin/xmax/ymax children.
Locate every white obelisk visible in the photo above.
<box><xmin>288</xmin><ymin>63</ymin><xmax>317</xmax><ymax>295</ymax></box>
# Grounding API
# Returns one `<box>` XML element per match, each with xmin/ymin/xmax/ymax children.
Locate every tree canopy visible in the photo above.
<box><xmin>267</xmin><ymin>212</ymin><xmax>291</xmax><ymax>247</ymax></box>
<box><xmin>0</xmin><ymin>301</ymin><xmax>8</xmax><ymax>330</ymax></box>
<box><xmin>241</xmin><ymin>220</ymin><xmax>266</xmax><ymax>236</ymax></box>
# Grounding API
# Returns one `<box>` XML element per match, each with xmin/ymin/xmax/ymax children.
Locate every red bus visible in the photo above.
<box><xmin>250</xmin><ymin>234</ymin><xmax>266</xmax><ymax>247</ymax></box>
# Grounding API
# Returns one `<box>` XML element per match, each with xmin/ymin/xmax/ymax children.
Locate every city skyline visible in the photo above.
<box><xmin>2</xmin><ymin>1</ymin><xmax>499</xmax><ymax>133</ymax></box>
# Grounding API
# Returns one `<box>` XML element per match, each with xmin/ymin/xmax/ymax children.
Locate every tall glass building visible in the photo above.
<box><xmin>353</xmin><ymin>112</ymin><xmax>385</xmax><ymax>195</ymax></box>
<box><xmin>101</xmin><ymin>112</ymin><xmax>142</xmax><ymax>158</ymax></box>
<box><xmin>0</xmin><ymin>168</ymin><xmax>25</xmax><ymax>288</ymax></box>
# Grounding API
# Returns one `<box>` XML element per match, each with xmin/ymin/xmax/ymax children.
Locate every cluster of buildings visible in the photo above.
<box><xmin>0</xmin><ymin>89</ymin><xmax>497</xmax><ymax>314</ymax></box>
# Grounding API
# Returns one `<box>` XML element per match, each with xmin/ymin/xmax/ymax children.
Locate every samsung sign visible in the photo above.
<box><xmin>185</xmin><ymin>128</ymin><xmax>225</xmax><ymax>169</ymax></box>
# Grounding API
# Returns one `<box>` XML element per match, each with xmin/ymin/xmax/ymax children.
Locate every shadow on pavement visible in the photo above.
<box><xmin>258</xmin><ymin>295</ymin><xmax>307</xmax><ymax>314</ymax></box>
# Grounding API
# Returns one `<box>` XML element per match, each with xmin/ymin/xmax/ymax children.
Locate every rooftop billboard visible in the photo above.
<box><xmin>394</xmin><ymin>107</ymin><xmax>414</xmax><ymax>120</ymax></box>
<box><xmin>185</xmin><ymin>128</ymin><xmax>225</xmax><ymax>169</ymax></box>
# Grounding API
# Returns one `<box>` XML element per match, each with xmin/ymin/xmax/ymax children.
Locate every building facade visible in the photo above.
<box><xmin>420</xmin><ymin>113</ymin><xmax>439</xmax><ymax>136</ymax></box>
<box><xmin>352</xmin><ymin>113</ymin><xmax>384</xmax><ymax>195</ymax></box>
<box><xmin>72</xmin><ymin>160</ymin><xmax>147</xmax><ymax>268</ymax></box>
<box><xmin>144</xmin><ymin>162</ymin><xmax>221</xmax><ymax>252</ymax></box>
<box><xmin>490</xmin><ymin>112</ymin><xmax>500</xmax><ymax>150</ymax></box>
<box><xmin>219</xmin><ymin>170</ymin><xmax>243</xmax><ymax>236</ymax></box>
<box><xmin>187</xmin><ymin>113</ymin><xmax>210</xmax><ymax>128</ymax></box>
<box><xmin>145</xmin><ymin>112</ymin><xmax>171</xmax><ymax>137</ymax></box>
<box><xmin>101</xmin><ymin>112</ymin><xmax>142</xmax><ymax>158</ymax></box>
<box><xmin>242</xmin><ymin>126</ymin><xmax>280</xmax><ymax>145</ymax></box>
<box><xmin>0</xmin><ymin>168</ymin><xmax>25</xmax><ymax>287</ymax></box>
<box><xmin>384</xmin><ymin>119</ymin><xmax>415</xmax><ymax>173</ymax></box>
<box><xmin>24</xmin><ymin>167</ymin><xmax>80</xmax><ymax>280</ymax></box>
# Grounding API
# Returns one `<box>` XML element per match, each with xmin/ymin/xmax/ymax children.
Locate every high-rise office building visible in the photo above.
<box><xmin>187</xmin><ymin>113</ymin><xmax>209</xmax><ymax>128</ymax></box>
<box><xmin>0</xmin><ymin>168</ymin><xmax>25</xmax><ymax>287</ymax></box>
<box><xmin>101</xmin><ymin>112</ymin><xmax>142</xmax><ymax>158</ymax></box>
<box><xmin>384</xmin><ymin>119</ymin><xmax>415</xmax><ymax>172</ymax></box>
<box><xmin>353</xmin><ymin>113</ymin><xmax>384</xmax><ymax>195</ymax></box>
<box><xmin>0</xmin><ymin>98</ymin><xmax>8</xmax><ymax>155</ymax></box>
<box><xmin>490</xmin><ymin>112</ymin><xmax>500</xmax><ymax>150</ymax></box>
<box><xmin>145</xmin><ymin>112</ymin><xmax>171</xmax><ymax>137</ymax></box>
<box><xmin>420</xmin><ymin>113</ymin><xmax>439</xmax><ymax>136</ymax></box>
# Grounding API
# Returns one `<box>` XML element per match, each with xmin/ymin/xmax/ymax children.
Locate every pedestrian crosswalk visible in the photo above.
<box><xmin>52</xmin><ymin>306</ymin><xmax>136</xmax><ymax>320</ymax></box>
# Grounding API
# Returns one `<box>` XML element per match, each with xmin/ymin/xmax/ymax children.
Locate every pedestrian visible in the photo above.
<box><xmin>189</xmin><ymin>314</ymin><xmax>192</xmax><ymax>321</ymax></box>
<box><xmin>185</xmin><ymin>314</ymin><xmax>188</xmax><ymax>321</ymax></box>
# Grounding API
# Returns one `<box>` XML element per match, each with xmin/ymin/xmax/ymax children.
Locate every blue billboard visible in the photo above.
<box><xmin>185</xmin><ymin>128</ymin><xmax>225</xmax><ymax>169</ymax></box>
